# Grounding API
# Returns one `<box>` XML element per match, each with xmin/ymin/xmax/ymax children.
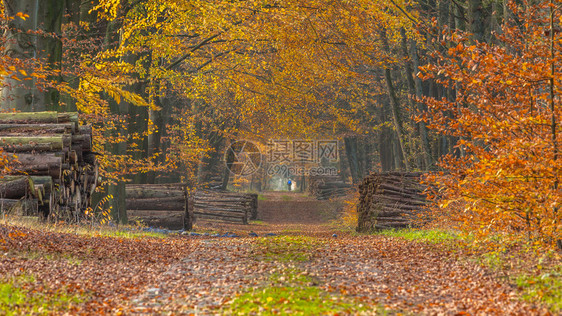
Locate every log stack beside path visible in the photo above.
<box><xmin>126</xmin><ymin>184</ymin><xmax>191</xmax><ymax>230</ymax></box>
<box><xmin>357</xmin><ymin>172</ymin><xmax>428</xmax><ymax>232</ymax></box>
<box><xmin>0</xmin><ymin>111</ymin><xmax>98</xmax><ymax>220</ymax></box>
<box><xmin>309</xmin><ymin>175</ymin><xmax>353</xmax><ymax>200</ymax></box>
<box><xmin>125</xmin><ymin>185</ymin><xmax>258</xmax><ymax>229</ymax></box>
<box><xmin>193</xmin><ymin>190</ymin><xmax>258</xmax><ymax>224</ymax></box>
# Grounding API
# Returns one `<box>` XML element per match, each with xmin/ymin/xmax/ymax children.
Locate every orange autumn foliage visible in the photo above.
<box><xmin>420</xmin><ymin>0</ymin><xmax>561</xmax><ymax>247</ymax></box>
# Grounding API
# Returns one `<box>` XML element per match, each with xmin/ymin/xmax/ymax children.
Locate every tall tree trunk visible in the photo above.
<box><xmin>468</xmin><ymin>0</ymin><xmax>485</xmax><ymax>42</ymax></box>
<box><xmin>1</xmin><ymin>0</ymin><xmax>65</xmax><ymax>111</ymax></box>
<box><xmin>104</xmin><ymin>18</ymin><xmax>128</xmax><ymax>224</ymax></box>
<box><xmin>384</xmin><ymin>68</ymin><xmax>410</xmax><ymax>171</ymax></box>
<box><xmin>344</xmin><ymin>136</ymin><xmax>360</xmax><ymax>184</ymax></box>
<box><xmin>2</xmin><ymin>0</ymin><xmax>42</xmax><ymax>111</ymax></box>
<box><xmin>401</xmin><ymin>30</ymin><xmax>432</xmax><ymax>170</ymax></box>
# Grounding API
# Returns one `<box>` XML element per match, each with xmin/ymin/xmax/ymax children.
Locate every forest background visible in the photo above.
<box><xmin>0</xmin><ymin>0</ymin><xmax>560</xmax><ymax>249</ymax></box>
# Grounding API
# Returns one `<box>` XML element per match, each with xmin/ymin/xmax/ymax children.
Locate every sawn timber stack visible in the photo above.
<box><xmin>0</xmin><ymin>111</ymin><xmax>98</xmax><ymax>220</ymax></box>
<box><xmin>193</xmin><ymin>190</ymin><xmax>258</xmax><ymax>224</ymax></box>
<box><xmin>308</xmin><ymin>175</ymin><xmax>353</xmax><ymax>200</ymax></box>
<box><xmin>357</xmin><ymin>172</ymin><xmax>429</xmax><ymax>231</ymax></box>
<box><xmin>125</xmin><ymin>185</ymin><xmax>258</xmax><ymax>228</ymax></box>
<box><xmin>125</xmin><ymin>184</ymin><xmax>191</xmax><ymax>230</ymax></box>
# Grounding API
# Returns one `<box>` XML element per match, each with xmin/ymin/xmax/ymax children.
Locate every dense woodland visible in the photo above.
<box><xmin>0</xmin><ymin>0</ymin><xmax>560</xmax><ymax>248</ymax></box>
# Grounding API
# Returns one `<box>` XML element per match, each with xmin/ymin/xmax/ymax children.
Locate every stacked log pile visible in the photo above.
<box><xmin>357</xmin><ymin>172</ymin><xmax>428</xmax><ymax>232</ymax></box>
<box><xmin>125</xmin><ymin>186</ymin><xmax>257</xmax><ymax>228</ymax></box>
<box><xmin>193</xmin><ymin>190</ymin><xmax>258</xmax><ymax>224</ymax></box>
<box><xmin>309</xmin><ymin>176</ymin><xmax>352</xmax><ymax>200</ymax></box>
<box><xmin>0</xmin><ymin>112</ymin><xmax>98</xmax><ymax>220</ymax></box>
<box><xmin>125</xmin><ymin>184</ymin><xmax>191</xmax><ymax>230</ymax></box>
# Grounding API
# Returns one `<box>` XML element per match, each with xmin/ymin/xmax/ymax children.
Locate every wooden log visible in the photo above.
<box><xmin>0</xmin><ymin>136</ymin><xmax>69</xmax><ymax>152</ymax></box>
<box><xmin>127</xmin><ymin>209</ymin><xmax>184</xmax><ymax>217</ymax></box>
<box><xmin>126</xmin><ymin>197</ymin><xmax>185</xmax><ymax>210</ymax></box>
<box><xmin>79</xmin><ymin>125</ymin><xmax>92</xmax><ymax>136</ymax></box>
<box><xmin>126</xmin><ymin>187</ymin><xmax>185</xmax><ymax>199</ymax></box>
<box><xmin>72</xmin><ymin>134</ymin><xmax>92</xmax><ymax>151</ymax></box>
<box><xmin>375</xmin><ymin>216</ymin><xmax>412</xmax><ymax>222</ymax></box>
<box><xmin>0</xmin><ymin>176</ymin><xmax>33</xmax><ymax>199</ymax></box>
<box><xmin>0</xmin><ymin>123</ymin><xmax>75</xmax><ymax>134</ymax></box>
<box><xmin>0</xmin><ymin>112</ymin><xmax>60</xmax><ymax>124</ymax></box>
<box><xmin>8</xmin><ymin>153</ymin><xmax>62</xmax><ymax>166</ymax></box>
<box><xmin>193</xmin><ymin>213</ymin><xmax>246</xmax><ymax>224</ymax></box>
<box><xmin>0</xmin><ymin>198</ymin><xmax>23</xmax><ymax>210</ymax></box>
<box><xmin>6</xmin><ymin>153</ymin><xmax>62</xmax><ymax>179</ymax></box>
<box><xmin>193</xmin><ymin>209</ymin><xmax>247</xmax><ymax>217</ymax></box>
<box><xmin>193</xmin><ymin>207</ymin><xmax>247</xmax><ymax>214</ymax></box>
<box><xmin>184</xmin><ymin>192</ymin><xmax>193</xmax><ymax>230</ymax></box>
<box><xmin>193</xmin><ymin>201</ymin><xmax>250</xmax><ymax>207</ymax></box>
<box><xmin>372</xmin><ymin>209</ymin><xmax>413</xmax><ymax>217</ymax></box>
<box><xmin>0</xmin><ymin>198</ymin><xmax>38</xmax><ymax>215</ymax></box>
<box><xmin>370</xmin><ymin>194</ymin><xmax>427</xmax><ymax>206</ymax></box>
<box><xmin>375</xmin><ymin>222</ymin><xmax>413</xmax><ymax>229</ymax></box>
<box><xmin>56</xmin><ymin>112</ymin><xmax>79</xmax><ymax>124</ymax></box>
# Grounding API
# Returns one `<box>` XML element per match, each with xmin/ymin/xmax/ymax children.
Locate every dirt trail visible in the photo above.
<box><xmin>126</xmin><ymin>192</ymin><xmax>545</xmax><ymax>315</ymax></box>
<box><xmin>0</xmin><ymin>193</ymin><xmax>550</xmax><ymax>314</ymax></box>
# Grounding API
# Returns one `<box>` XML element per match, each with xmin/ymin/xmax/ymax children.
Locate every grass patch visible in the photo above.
<box><xmin>0</xmin><ymin>275</ymin><xmax>84</xmax><ymax>315</ymax></box>
<box><xmin>224</xmin><ymin>268</ymin><xmax>377</xmax><ymax>315</ymax></box>
<box><xmin>100</xmin><ymin>228</ymin><xmax>168</xmax><ymax>239</ymax></box>
<box><xmin>258</xmin><ymin>194</ymin><xmax>267</xmax><ymax>201</ymax></box>
<box><xmin>281</xmin><ymin>195</ymin><xmax>292</xmax><ymax>201</ymax></box>
<box><xmin>253</xmin><ymin>236</ymin><xmax>321</xmax><ymax>262</ymax></box>
<box><xmin>391</xmin><ymin>228</ymin><xmax>562</xmax><ymax>313</ymax></box>
<box><xmin>1</xmin><ymin>215</ymin><xmax>169</xmax><ymax>239</ymax></box>
<box><xmin>474</xmin><ymin>247</ymin><xmax>562</xmax><ymax>313</ymax></box>
<box><xmin>377</xmin><ymin>228</ymin><xmax>463</xmax><ymax>244</ymax></box>
<box><xmin>516</xmin><ymin>270</ymin><xmax>562</xmax><ymax>313</ymax></box>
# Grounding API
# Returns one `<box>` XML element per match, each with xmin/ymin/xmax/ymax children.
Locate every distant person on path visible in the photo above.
<box><xmin>287</xmin><ymin>179</ymin><xmax>292</xmax><ymax>191</ymax></box>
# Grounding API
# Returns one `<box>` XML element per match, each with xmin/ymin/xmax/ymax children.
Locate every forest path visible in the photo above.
<box><xmin>124</xmin><ymin>227</ymin><xmax>543</xmax><ymax>315</ymax></box>
<box><xmin>0</xmin><ymin>195</ymin><xmax>548</xmax><ymax>315</ymax></box>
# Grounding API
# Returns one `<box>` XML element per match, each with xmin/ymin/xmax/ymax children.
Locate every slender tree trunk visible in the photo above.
<box><xmin>2</xmin><ymin>0</ymin><xmax>42</xmax><ymax>111</ymax></box>
<box><xmin>378</xmin><ymin>97</ymin><xmax>395</xmax><ymax>171</ymax></box>
<box><xmin>468</xmin><ymin>0</ymin><xmax>485</xmax><ymax>42</ymax></box>
<box><xmin>402</xmin><ymin>30</ymin><xmax>432</xmax><ymax>170</ymax></box>
<box><xmin>384</xmin><ymin>68</ymin><xmax>410</xmax><ymax>171</ymax></box>
<box><xmin>549</xmin><ymin>0</ymin><xmax>560</xmax><ymax>249</ymax></box>
<box><xmin>1</xmin><ymin>0</ymin><xmax>65</xmax><ymax>111</ymax></box>
<box><xmin>344</xmin><ymin>136</ymin><xmax>360</xmax><ymax>184</ymax></box>
<box><xmin>104</xmin><ymin>18</ymin><xmax>128</xmax><ymax>224</ymax></box>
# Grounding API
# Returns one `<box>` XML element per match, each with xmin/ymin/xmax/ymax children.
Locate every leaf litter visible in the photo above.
<box><xmin>0</xmin><ymin>223</ymin><xmax>553</xmax><ymax>315</ymax></box>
